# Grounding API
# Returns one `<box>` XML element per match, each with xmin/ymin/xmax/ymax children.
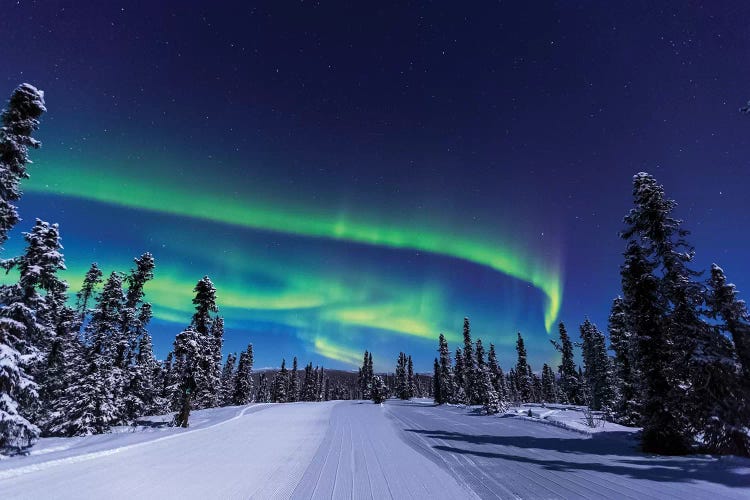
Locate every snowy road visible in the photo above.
<box><xmin>0</xmin><ymin>400</ymin><xmax>747</xmax><ymax>499</ymax></box>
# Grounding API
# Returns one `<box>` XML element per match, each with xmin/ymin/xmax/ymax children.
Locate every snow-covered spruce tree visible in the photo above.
<box><xmin>0</xmin><ymin>328</ymin><xmax>39</xmax><ymax>452</ymax></box>
<box><xmin>475</xmin><ymin>338</ymin><xmax>494</xmax><ymax>405</ymax></box>
<box><xmin>697</xmin><ymin>264</ymin><xmax>750</xmax><ymax>456</ymax></box>
<box><xmin>707</xmin><ymin>265</ymin><xmax>750</xmax><ymax>384</ymax></box>
<box><xmin>37</xmin><ymin>284</ymin><xmax>80</xmax><ymax>436</ymax></box>
<box><xmin>579</xmin><ymin>319</ymin><xmax>615</xmax><ymax>412</ymax></box>
<box><xmin>462</xmin><ymin>317</ymin><xmax>481</xmax><ymax>404</ymax></box>
<box><xmin>219</xmin><ymin>352</ymin><xmax>237</xmax><ymax>406</ymax></box>
<box><xmin>189</xmin><ymin>276</ymin><xmax>220</xmax><ymax>409</ymax></box>
<box><xmin>171</xmin><ymin>327</ymin><xmax>201</xmax><ymax>428</ymax></box>
<box><xmin>272</xmin><ymin>359</ymin><xmax>288</xmax><ymax>403</ymax></box>
<box><xmin>207</xmin><ymin>316</ymin><xmax>225</xmax><ymax>407</ymax></box>
<box><xmin>60</xmin><ymin>272</ymin><xmax>125</xmax><ymax>435</ymax></box>
<box><xmin>120</xmin><ymin>253</ymin><xmax>155</xmax><ymax>363</ymax></box>
<box><xmin>541</xmin><ymin>364</ymin><xmax>557</xmax><ymax>404</ymax></box>
<box><xmin>506</xmin><ymin>369</ymin><xmax>518</xmax><ymax>402</ymax></box>
<box><xmin>256</xmin><ymin>372</ymin><xmax>271</xmax><ymax>403</ymax></box>
<box><xmin>119</xmin><ymin>253</ymin><xmax>157</xmax><ymax>422</ymax></box>
<box><xmin>453</xmin><ymin>347</ymin><xmax>465</xmax><ymax>401</ymax></box>
<box><xmin>75</xmin><ymin>263</ymin><xmax>102</xmax><ymax>326</ymax></box>
<box><xmin>124</xmin><ymin>312</ymin><xmax>164</xmax><ymax>419</ymax></box>
<box><xmin>608</xmin><ymin>297</ymin><xmax>641</xmax><ymax>425</ymax></box>
<box><xmin>620</xmin><ymin>172</ymin><xmax>703</xmax><ymax>454</ymax></box>
<box><xmin>232</xmin><ymin>345</ymin><xmax>254</xmax><ymax>405</ymax></box>
<box><xmin>515</xmin><ymin>332</ymin><xmax>531</xmax><ymax>403</ymax></box>
<box><xmin>371</xmin><ymin>375</ymin><xmax>387</xmax><ymax>404</ymax></box>
<box><xmin>482</xmin><ymin>368</ymin><xmax>505</xmax><ymax>415</ymax></box>
<box><xmin>432</xmin><ymin>358</ymin><xmax>441</xmax><ymax>403</ymax></box>
<box><xmin>436</xmin><ymin>333</ymin><xmax>453</xmax><ymax>404</ymax></box>
<box><xmin>302</xmin><ymin>362</ymin><xmax>314</xmax><ymax>401</ymax></box>
<box><xmin>550</xmin><ymin>322</ymin><xmax>582</xmax><ymax>405</ymax></box>
<box><xmin>487</xmin><ymin>343</ymin><xmax>503</xmax><ymax>399</ymax></box>
<box><xmin>530</xmin><ymin>368</ymin><xmax>541</xmax><ymax>403</ymax></box>
<box><xmin>0</xmin><ymin>83</ymin><xmax>46</xmax><ymax>247</ymax></box>
<box><xmin>475</xmin><ymin>338</ymin><xmax>502</xmax><ymax>412</ymax></box>
<box><xmin>0</xmin><ymin>86</ymin><xmax>48</xmax><ymax>453</ymax></box>
<box><xmin>358</xmin><ymin>350</ymin><xmax>374</xmax><ymax>400</ymax></box>
<box><xmin>395</xmin><ymin>352</ymin><xmax>409</xmax><ymax>399</ymax></box>
<box><xmin>407</xmin><ymin>355</ymin><xmax>415</xmax><ymax>398</ymax></box>
<box><xmin>288</xmin><ymin>356</ymin><xmax>299</xmax><ymax>402</ymax></box>
<box><xmin>3</xmin><ymin>221</ymin><xmax>68</xmax><ymax>416</ymax></box>
<box><xmin>452</xmin><ymin>347</ymin><xmax>468</xmax><ymax>404</ymax></box>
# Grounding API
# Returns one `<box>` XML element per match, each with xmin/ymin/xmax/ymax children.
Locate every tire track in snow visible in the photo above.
<box><xmin>291</xmin><ymin>401</ymin><xmax>477</xmax><ymax>500</ymax></box>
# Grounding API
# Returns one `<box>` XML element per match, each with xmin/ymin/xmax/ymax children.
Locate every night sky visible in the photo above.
<box><xmin>2</xmin><ymin>1</ymin><xmax>750</xmax><ymax>372</ymax></box>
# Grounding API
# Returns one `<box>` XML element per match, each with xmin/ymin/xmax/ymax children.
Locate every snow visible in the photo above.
<box><xmin>0</xmin><ymin>400</ymin><xmax>747</xmax><ymax>499</ymax></box>
<box><xmin>505</xmin><ymin>403</ymin><xmax>640</xmax><ymax>435</ymax></box>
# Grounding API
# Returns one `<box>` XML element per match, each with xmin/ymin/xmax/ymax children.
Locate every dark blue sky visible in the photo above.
<box><xmin>2</xmin><ymin>1</ymin><xmax>749</xmax><ymax>371</ymax></box>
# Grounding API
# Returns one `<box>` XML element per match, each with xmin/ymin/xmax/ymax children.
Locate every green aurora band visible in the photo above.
<box><xmin>25</xmin><ymin>160</ymin><xmax>563</xmax><ymax>333</ymax></box>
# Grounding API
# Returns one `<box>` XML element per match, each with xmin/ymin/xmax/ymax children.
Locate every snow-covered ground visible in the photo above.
<box><xmin>0</xmin><ymin>400</ymin><xmax>747</xmax><ymax>499</ymax></box>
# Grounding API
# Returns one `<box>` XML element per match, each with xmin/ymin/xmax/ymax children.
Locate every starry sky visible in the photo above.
<box><xmin>2</xmin><ymin>1</ymin><xmax>750</xmax><ymax>372</ymax></box>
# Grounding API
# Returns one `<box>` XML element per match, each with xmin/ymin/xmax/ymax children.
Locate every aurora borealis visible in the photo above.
<box><xmin>3</xmin><ymin>1</ymin><xmax>750</xmax><ymax>371</ymax></box>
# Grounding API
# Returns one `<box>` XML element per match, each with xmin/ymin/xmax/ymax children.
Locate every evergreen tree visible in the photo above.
<box><xmin>272</xmin><ymin>359</ymin><xmax>289</xmax><ymax>403</ymax></box>
<box><xmin>452</xmin><ymin>346</ymin><xmax>468</xmax><ymax>404</ymax></box>
<box><xmin>75</xmin><ymin>263</ymin><xmax>102</xmax><ymax>326</ymax></box>
<box><xmin>120</xmin><ymin>253</ymin><xmax>155</xmax><ymax>368</ymax></box>
<box><xmin>289</xmin><ymin>356</ymin><xmax>299</xmax><ymax>402</ymax></box>
<box><xmin>123</xmin><ymin>326</ymin><xmax>162</xmax><ymax>419</ymax></box>
<box><xmin>579</xmin><ymin>319</ymin><xmax>615</xmax><ymax>411</ymax></box>
<box><xmin>515</xmin><ymin>332</ymin><xmax>531</xmax><ymax>402</ymax></box>
<box><xmin>608</xmin><ymin>297</ymin><xmax>640</xmax><ymax>424</ymax></box>
<box><xmin>698</xmin><ymin>264</ymin><xmax>750</xmax><ymax>456</ymax></box>
<box><xmin>189</xmin><ymin>276</ymin><xmax>219</xmax><ymax>409</ymax></box>
<box><xmin>358</xmin><ymin>350</ymin><xmax>373</xmax><ymax>399</ymax></box>
<box><xmin>171</xmin><ymin>327</ymin><xmax>201</xmax><ymax>427</ymax></box>
<box><xmin>462</xmin><ymin>317</ymin><xmax>480</xmax><ymax>404</ymax></box>
<box><xmin>550</xmin><ymin>322</ymin><xmax>582</xmax><ymax>405</ymax></box>
<box><xmin>70</xmin><ymin>272</ymin><xmax>124</xmax><ymax>431</ymax></box>
<box><xmin>39</xmin><ymin>321</ymin><xmax>83</xmax><ymax>436</ymax></box>
<box><xmin>530</xmin><ymin>367</ymin><xmax>541</xmax><ymax>403</ymax></box>
<box><xmin>407</xmin><ymin>355</ymin><xmax>415</xmax><ymax>398</ymax></box>
<box><xmin>0</xmin><ymin>85</ymin><xmax>47</xmax><ymax>452</ymax></box>
<box><xmin>371</xmin><ymin>375</ymin><xmax>387</xmax><ymax>404</ymax></box>
<box><xmin>541</xmin><ymin>364</ymin><xmax>557</xmax><ymax>404</ymax></box>
<box><xmin>620</xmin><ymin>173</ymin><xmax>697</xmax><ymax>454</ymax></box>
<box><xmin>232</xmin><ymin>345</ymin><xmax>254</xmax><ymax>405</ymax></box>
<box><xmin>473</xmin><ymin>338</ymin><xmax>488</xmax><ymax>406</ymax></box>
<box><xmin>506</xmin><ymin>369</ymin><xmax>519</xmax><ymax>402</ymax></box>
<box><xmin>432</xmin><ymin>358</ymin><xmax>442</xmax><ymax>404</ymax></box>
<box><xmin>707</xmin><ymin>265</ymin><xmax>750</xmax><ymax>382</ymax></box>
<box><xmin>437</xmin><ymin>333</ymin><xmax>453</xmax><ymax>404</ymax></box>
<box><xmin>482</xmin><ymin>368</ymin><xmax>505</xmax><ymax>415</ymax></box>
<box><xmin>2</xmin><ymin>219</ymin><xmax>68</xmax><ymax>444</ymax></box>
<box><xmin>220</xmin><ymin>353</ymin><xmax>237</xmax><ymax>406</ymax></box>
<box><xmin>256</xmin><ymin>373</ymin><xmax>271</xmax><ymax>403</ymax></box>
<box><xmin>0</xmin><ymin>84</ymin><xmax>46</xmax><ymax>247</ymax></box>
<box><xmin>487</xmin><ymin>343</ymin><xmax>501</xmax><ymax>395</ymax></box>
<box><xmin>395</xmin><ymin>352</ymin><xmax>409</xmax><ymax>399</ymax></box>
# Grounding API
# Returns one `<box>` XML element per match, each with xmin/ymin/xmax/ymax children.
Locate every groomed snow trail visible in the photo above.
<box><xmin>1</xmin><ymin>400</ymin><xmax>747</xmax><ymax>499</ymax></box>
<box><xmin>290</xmin><ymin>401</ymin><xmax>478</xmax><ymax>499</ymax></box>
<box><xmin>0</xmin><ymin>402</ymin><xmax>332</xmax><ymax>499</ymax></box>
<box><xmin>386</xmin><ymin>401</ymin><xmax>750</xmax><ymax>500</ymax></box>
